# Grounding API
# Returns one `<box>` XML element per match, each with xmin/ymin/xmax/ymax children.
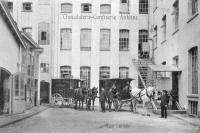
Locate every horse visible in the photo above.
<box><xmin>130</xmin><ymin>86</ymin><xmax>156</xmax><ymax>116</ymax></box>
<box><xmin>86</xmin><ymin>87</ymin><xmax>98</xmax><ymax>110</ymax></box>
<box><xmin>73</xmin><ymin>87</ymin><xmax>88</xmax><ymax>110</ymax></box>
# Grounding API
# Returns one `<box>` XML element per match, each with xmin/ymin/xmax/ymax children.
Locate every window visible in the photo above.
<box><xmin>100</xmin><ymin>4</ymin><xmax>111</xmax><ymax>14</ymax></box>
<box><xmin>40</xmin><ymin>63</ymin><xmax>49</xmax><ymax>73</ymax></box>
<box><xmin>38</xmin><ymin>22</ymin><xmax>50</xmax><ymax>45</ymax></box>
<box><xmin>161</xmin><ymin>15</ymin><xmax>166</xmax><ymax>41</ymax></box>
<box><xmin>80</xmin><ymin>29</ymin><xmax>91</xmax><ymax>51</ymax></box>
<box><xmin>80</xmin><ymin>67</ymin><xmax>91</xmax><ymax>88</ymax></box>
<box><xmin>172</xmin><ymin>0</ymin><xmax>179</xmax><ymax>31</ymax></box>
<box><xmin>173</xmin><ymin>56</ymin><xmax>179</xmax><ymax>67</ymax></box>
<box><xmin>188</xmin><ymin>0</ymin><xmax>198</xmax><ymax>16</ymax></box>
<box><xmin>100</xmin><ymin>29</ymin><xmax>110</xmax><ymax>50</ymax></box>
<box><xmin>189</xmin><ymin>47</ymin><xmax>198</xmax><ymax>94</ymax></box>
<box><xmin>7</xmin><ymin>2</ymin><xmax>13</xmax><ymax>12</ymax></box>
<box><xmin>120</xmin><ymin>0</ymin><xmax>129</xmax><ymax>13</ymax></box>
<box><xmin>81</xmin><ymin>4</ymin><xmax>92</xmax><ymax>13</ymax></box>
<box><xmin>100</xmin><ymin>67</ymin><xmax>110</xmax><ymax>80</ymax></box>
<box><xmin>139</xmin><ymin>30</ymin><xmax>149</xmax><ymax>59</ymax></box>
<box><xmin>61</xmin><ymin>3</ymin><xmax>72</xmax><ymax>13</ymax></box>
<box><xmin>153</xmin><ymin>26</ymin><xmax>157</xmax><ymax>49</ymax></box>
<box><xmin>14</xmin><ymin>74</ymin><xmax>19</xmax><ymax>96</ymax></box>
<box><xmin>119</xmin><ymin>29</ymin><xmax>129</xmax><ymax>51</ymax></box>
<box><xmin>153</xmin><ymin>0</ymin><xmax>157</xmax><ymax>11</ymax></box>
<box><xmin>22</xmin><ymin>27</ymin><xmax>32</xmax><ymax>37</ymax></box>
<box><xmin>139</xmin><ymin>0</ymin><xmax>148</xmax><ymax>14</ymax></box>
<box><xmin>60</xmin><ymin>66</ymin><xmax>71</xmax><ymax>79</ymax></box>
<box><xmin>38</xmin><ymin>0</ymin><xmax>50</xmax><ymax>5</ymax></box>
<box><xmin>60</xmin><ymin>28</ymin><xmax>72</xmax><ymax>50</ymax></box>
<box><xmin>22</xmin><ymin>2</ymin><xmax>32</xmax><ymax>12</ymax></box>
<box><xmin>189</xmin><ymin>100</ymin><xmax>198</xmax><ymax>115</ymax></box>
<box><xmin>119</xmin><ymin>67</ymin><xmax>129</xmax><ymax>79</ymax></box>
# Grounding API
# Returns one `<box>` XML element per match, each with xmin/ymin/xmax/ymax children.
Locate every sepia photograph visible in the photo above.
<box><xmin>0</xmin><ymin>0</ymin><xmax>199</xmax><ymax>132</ymax></box>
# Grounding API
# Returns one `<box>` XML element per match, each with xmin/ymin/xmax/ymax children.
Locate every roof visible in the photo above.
<box><xmin>0</xmin><ymin>1</ymin><xmax>26</xmax><ymax>48</ymax></box>
<box><xmin>21</xmin><ymin>31</ymin><xmax>43</xmax><ymax>50</ymax></box>
<box><xmin>149</xmin><ymin>64</ymin><xmax>182</xmax><ymax>72</ymax></box>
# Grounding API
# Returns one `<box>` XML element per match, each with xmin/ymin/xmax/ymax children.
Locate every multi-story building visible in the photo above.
<box><xmin>6</xmin><ymin>0</ymin><xmax>151</xmax><ymax>102</ymax></box>
<box><xmin>6</xmin><ymin>0</ymin><xmax>53</xmax><ymax>103</ymax></box>
<box><xmin>0</xmin><ymin>1</ymin><xmax>42</xmax><ymax>114</ymax></box>
<box><xmin>149</xmin><ymin>0</ymin><xmax>200</xmax><ymax>116</ymax></box>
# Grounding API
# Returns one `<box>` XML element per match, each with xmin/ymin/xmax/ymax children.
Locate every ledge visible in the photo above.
<box><xmin>119</xmin><ymin>11</ymin><xmax>130</xmax><ymax>14</ymax></box>
<box><xmin>119</xmin><ymin>49</ymin><xmax>130</xmax><ymax>52</ymax></box>
<box><xmin>100</xmin><ymin>49</ymin><xmax>110</xmax><ymax>51</ymax></box>
<box><xmin>187</xmin><ymin>95</ymin><xmax>199</xmax><ymax>99</ymax></box>
<box><xmin>172</xmin><ymin>29</ymin><xmax>179</xmax><ymax>36</ymax></box>
<box><xmin>60</xmin><ymin>49</ymin><xmax>72</xmax><ymax>51</ymax></box>
<box><xmin>187</xmin><ymin>13</ymin><xmax>199</xmax><ymax>23</ymax></box>
<box><xmin>161</xmin><ymin>40</ymin><xmax>166</xmax><ymax>45</ymax></box>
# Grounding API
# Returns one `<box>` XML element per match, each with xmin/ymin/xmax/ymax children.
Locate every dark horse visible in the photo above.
<box><xmin>73</xmin><ymin>87</ymin><xmax>87</xmax><ymax>109</ymax></box>
<box><xmin>86</xmin><ymin>87</ymin><xmax>98</xmax><ymax>110</ymax></box>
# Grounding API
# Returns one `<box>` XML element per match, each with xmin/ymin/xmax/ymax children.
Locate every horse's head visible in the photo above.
<box><xmin>147</xmin><ymin>87</ymin><xmax>157</xmax><ymax>99</ymax></box>
<box><xmin>91</xmin><ymin>87</ymin><xmax>98</xmax><ymax>97</ymax></box>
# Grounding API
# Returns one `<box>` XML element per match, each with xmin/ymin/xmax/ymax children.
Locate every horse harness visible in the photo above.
<box><xmin>133</xmin><ymin>88</ymin><xmax>152</xmax><ymax>102</ymax></box>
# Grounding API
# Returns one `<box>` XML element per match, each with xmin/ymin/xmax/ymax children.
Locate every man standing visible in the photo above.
<box><xmin>160</xmin><ymin>90</ymin><xmax>169</xmax><ymax>118</ymax></box>
<box><xmin>100</xmin><ymin>88</ymin><xmax>107</xmax><ymax>112</ymax></box>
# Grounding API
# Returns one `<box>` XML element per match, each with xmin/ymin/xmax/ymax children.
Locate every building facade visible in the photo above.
<box><xmin>0</xmin><ymin>1</ymin><xmax>42</xmax><ymax>114</ymax></box>
<box><xmin>6</xmin><ymin>0</ymin><xmax>150</xmax><ymax>100</ymax></box>
<box><xmin>149</xmin><ymin>0</ymin><xmax>200</xmax><ymax>116</ymax></box>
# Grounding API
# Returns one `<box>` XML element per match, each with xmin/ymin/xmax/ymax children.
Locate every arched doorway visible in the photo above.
<box><xmin>0</xmin><ymin>67</ymin><xmax>11</xmax><ymax>114</ymax></box>
<box><xmin>40</xmin><ymin>81</ymin><xmax>49</xmax><ymax>103</ymax></box>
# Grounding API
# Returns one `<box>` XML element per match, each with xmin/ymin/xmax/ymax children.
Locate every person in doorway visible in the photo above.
<box><xmin>160</xmin><ymin>90</ymin><xmax>169</xmax><ymax>118</ymax></box>
<box><xmin>100</xmin><ymin>88</ymin><xmax>107</xmax><ymax>112</ymax></box>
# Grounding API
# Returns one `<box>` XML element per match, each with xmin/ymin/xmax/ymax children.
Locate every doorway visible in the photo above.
<box><xmin>40</xmin><ymin>81</ymin><xmax>49</xmax><ymax>103</ymax></box>
<box><xmin>171</xmin><ymin>72</ymin><xmax>179</xmax><ymax>109</ymax></box>
<box><xmin>0</xmin><ymin>68</ymin><xmax>11</xmax><ymax>114</ymax></box>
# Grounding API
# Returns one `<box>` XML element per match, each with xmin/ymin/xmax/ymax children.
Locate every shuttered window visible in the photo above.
<box><xmin>38</xmin><ymin>0</ymin><xmax>50</xmax><ymax>5</ymax></box>
<box><xmin>60</xmin><ymin>28</ymin><xmax>72</xmax><ymax>50</ymax></box>
<box><xmin>100</xmin><ymin>4</ymin><xmax>111</xmax><ymax>14</ymax></box>
<box><xmin>189</xmin><ymin>47</ymin><xmax>198</xmax><ymax>94</ymax></box>
<box><xmin>61</xmin><ymin>3</ymin><xmax>72</xmax><ymax>13</ymax></box>
<box><xmin>120</xmin><ymin>0</ymin><xmax>129</xmax><ymax>13</ymax></box>
<box><xmin>100</xmin><ymin>67</ymin><xmax>110</xmax><ymax>80</ymax></box>
<box><xmin>80</xmin><ymin>29</ymin><xmax>91</xmax><ymax>51</ymax></box>
<box><xmin>60</xmin><ymin>66</ymin><xmax>71</xmax><ymax>79</ymax></box>
<box><xmin>119</xmin><ymin>67</ymin><xmax>129</xmax><ymax>79</ymax></box>
<box><xmin>38</xmin><ymin>22</ymin><xmax>50</xmax><ymax>45</ymax></box>
<box><xmin>80</xmin><ymin>67</ymin><xmax>91</xmax><ymax>88</ymax></box>
<box><xmin>100</xmin><ymin>29</ymin><xmax>110</xmax><ymax>50</ymax></box>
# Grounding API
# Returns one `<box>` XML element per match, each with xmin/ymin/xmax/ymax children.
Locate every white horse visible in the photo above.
<box><xmin>130</xmin><ymin>85</ymin><xmax>156</xmax><ymax>116</ymax></box>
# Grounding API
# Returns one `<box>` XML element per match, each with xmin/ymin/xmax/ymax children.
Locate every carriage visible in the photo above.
<box><xmin>99</xmin><ymin>78</ymin><xmax>134</xmax><ymax>111</ymax></box>
<box><xmin>51</xmin><ymin>78</ymin><xmax>85</xmax><ymax>107</ymax></box>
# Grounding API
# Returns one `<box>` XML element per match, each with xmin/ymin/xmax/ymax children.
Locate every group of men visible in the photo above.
<box><xmin>99</xmin><ymin>87</ymin><xmax>170</xmax><ymax>119</ymax></box>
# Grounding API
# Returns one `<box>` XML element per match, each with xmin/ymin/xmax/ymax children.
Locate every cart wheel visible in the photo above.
<box><xmin>113</xmin><ymin>99</ymin><xmax>119</xmax><ymax>111</ymax></box>
<box><xmin>51</xmin><ymin>93</ymin><xmax>64</xmax><ymax>106</ymax></box>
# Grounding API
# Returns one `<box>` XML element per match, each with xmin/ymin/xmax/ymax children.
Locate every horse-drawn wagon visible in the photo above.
<box><xmin>99</xmin><ymin>78</ymin><xmax>134</xmax><ymax>111</ymax></box>
<box><xmin>51</xmin><ymin>78</ymin><xmax>84</xmax><ymax>107</ymax></box>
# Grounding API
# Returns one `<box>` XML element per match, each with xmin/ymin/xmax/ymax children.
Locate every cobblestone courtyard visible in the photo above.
<box><xmin>0</xmin><ymin>107</ymin><xmax>199</xmax><ymax>133</ymax></box>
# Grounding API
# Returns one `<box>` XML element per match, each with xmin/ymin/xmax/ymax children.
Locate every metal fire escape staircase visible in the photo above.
<box><xmin>132</xmin><ymin>59</ymin><xmax>157</xmax><ymax>110</ymax></box>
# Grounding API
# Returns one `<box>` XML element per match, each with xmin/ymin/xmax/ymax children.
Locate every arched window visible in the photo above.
<box><xmin>100</xmin><ymin>4</ymin><xmax>111</xmax><ymax>14</ymax></box>
<box><xmin>61</xmin><ymin>3</ymin><xmax>72</xmax><ymax>13</ymax></box>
